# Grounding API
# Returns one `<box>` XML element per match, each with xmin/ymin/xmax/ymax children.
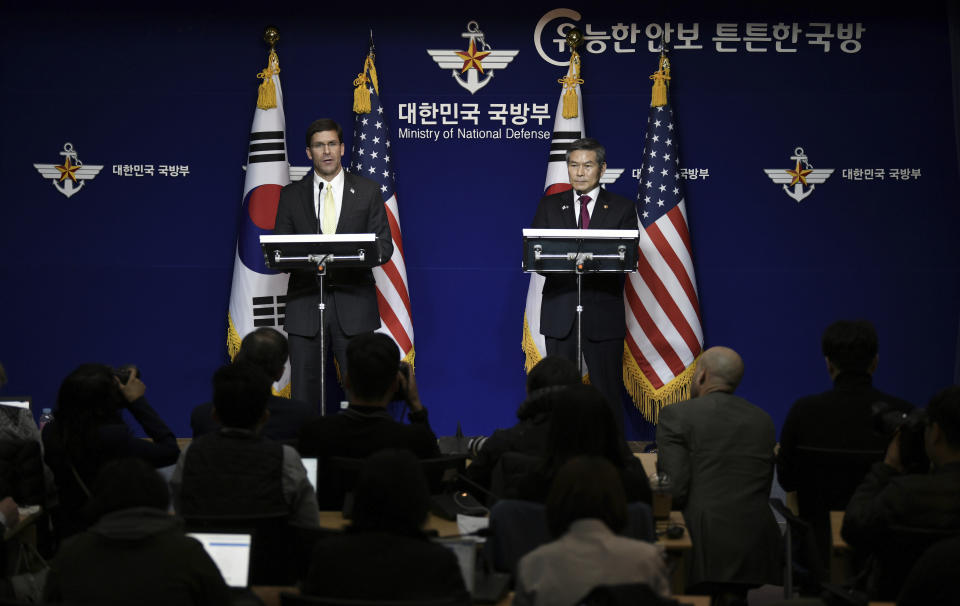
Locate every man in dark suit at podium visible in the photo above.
<box><xmin>531</xmin><ymin>138</ymin><xmax>638</xmax><ymax>435</ymax></box>
<box><xmin>274</xmin><ymin>118</ymin><xmax>393</xmax><ymax>412</ymax></box>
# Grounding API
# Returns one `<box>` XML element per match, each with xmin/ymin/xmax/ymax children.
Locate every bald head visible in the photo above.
<box><xmin>692</xmin><ymin>346</ymin><xmax>744</xmax><ymax>397</ymax></box>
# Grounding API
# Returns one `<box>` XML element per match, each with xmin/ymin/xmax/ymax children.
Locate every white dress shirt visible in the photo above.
<box><xmin>573</xmin><ymin>185</ymin><xmax>600</xmax><ymax>227</ymax></box>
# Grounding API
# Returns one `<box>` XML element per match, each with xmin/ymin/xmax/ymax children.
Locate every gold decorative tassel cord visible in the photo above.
<box><xmin>649</xmin><ymin>54</ymin><xmax>671</xmax><ymax>108</ymax></box>
<box><xmin>256</xmin><ymin>49</ymin><xmax>281</xmax><ymax>110</ymax></box>
<box><xmin>622</xmin><ymin>345</ymin><xmax>698</xmax><ymax>423</ymax></box>
<box><xmin>353</xmin><ymin>54</ymin><xmax>380</xmax><ymax>114</ymax></box>
<box><xmin>558</xmin><ymin>50</ymin><xmax>583</xmax><ymax>119</ymax></box>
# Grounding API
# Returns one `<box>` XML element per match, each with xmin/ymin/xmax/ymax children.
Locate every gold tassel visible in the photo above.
<box><xmin>558</xmin><ymin>50</ymin><xmax>583</xmax><ymax>119</ymax></box>
<box><xmin>622</xmin><ymin>344</ymin><xmax>698</xmax><ymax>424</ymax></box>
<box><xmin>256</xmin><ymin>49</ymin><xmax>280</xmax><ymax>110</ymax></box>
<box><xmin>522</xmin><ymin>312</ymin><xmax>545</xmax><ymax>373</ymax></box>
<box><xmin>353</xmin><ymin>54</ymin><xmax>379</xmax><ymax>114</ymax></box>
<box><xmin>649</xmin><ymin>54</ymin><xmax>671</xmax><ymax>108</ymax></box>
<box><xmin>226</xmin><ymin>313</ymin><xmax>243</xmax><ymax>360</ymax></box>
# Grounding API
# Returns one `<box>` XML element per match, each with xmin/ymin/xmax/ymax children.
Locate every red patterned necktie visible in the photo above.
<box><xmin>578</xmin><ymin>194</ymin><xmax>592</xmax><ymax>229</ymax></box>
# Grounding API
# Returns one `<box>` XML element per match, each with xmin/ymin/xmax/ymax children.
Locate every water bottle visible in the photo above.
<box><xmin>38</xmin><ymin>408</ymin><xmax>54</xmax><ymax>431</ymax></box>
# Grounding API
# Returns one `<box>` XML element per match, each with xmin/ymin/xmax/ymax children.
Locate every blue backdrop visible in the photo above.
<box><xmin>2</xmin><ymin>2</ymin><xmax>958</xmax><ymax>441</ymax></box>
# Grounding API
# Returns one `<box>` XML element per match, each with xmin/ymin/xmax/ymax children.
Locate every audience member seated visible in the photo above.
<box><xmin>465</xmin><ymin>356</ymin><xmax>580</xmax><ymax>493</ymax></box>
<box><xmin>43</xmin><ymin>457</ymin><xmax>231</xmax><ymax>606</ymax></box>
<box><xmin>301</xmin><ymin>449</ymin><xmax>469</xmax><ymax>603</ymax></box>
<box><xmin>513</xmin><ymin>456</ymin><xmax>669</xmax><ymax>606</ymax></box>
<box><xmin>171</xmin><ymin>362</ymin><xmax>319</xmax><ymax>528</ymax></box>
<box><xmin>777</xmin><ymin>320</ymin><xmax>913</xmax><ymax>563</ymax></box>
<box><xmin>656</xmin><ymin>346</ymin><xmax>782</xmax><ymax>604</ymax></box>
<box><xmin>42</xmin><ymin>363</ymin><xmax>180</xmax><ymax>541</ymax></box>
<box><xmin>191</xmin><ymin>327</ymin><xmax>316</xmax><ymax>444</ymax></box>
<box><xmin>298</xmin><ymin>332</ymin><xmax>440</xmax><ymax>461</ymax></box>
<box><xmin>499</xmin><ymin>384</ymin><xmax>650</xmax><ymax>505</ymax></box>
<box><xmin>841</xmin><ymin>385</ymin><xmax>960</xmax><ymax>601</ymax></box>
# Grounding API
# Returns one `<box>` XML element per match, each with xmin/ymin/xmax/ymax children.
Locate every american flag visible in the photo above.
<box><xmin>348</xmin><ymin>53</ymin><xmax>415</xmax><ymax>365</ymax></box>
<box><xmin>622</xmin><ymin>57</ymin><xmax>703</xmax><ymax>422</ymax></box>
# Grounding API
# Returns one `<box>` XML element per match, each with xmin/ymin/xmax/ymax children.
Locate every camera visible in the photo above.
<box><xmin>114</xmin><ymin>365</ymin><xmax>140</xmax><ymax>385</ymax></box>
<box><xmin>390</xmin><ymin>363</ymin><xmax>410</xmax><ymax>403</ymax></box>
<box><xmin>871</xmin><ymin>401</ymin><xmax>929</xmax><ymax>473</ymax></box>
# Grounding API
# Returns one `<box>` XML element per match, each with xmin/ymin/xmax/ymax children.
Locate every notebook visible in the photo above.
<box><xmin>187</xmin><ymin>532</ymin><xmax>253</xmax><ymax>588</ymax></box>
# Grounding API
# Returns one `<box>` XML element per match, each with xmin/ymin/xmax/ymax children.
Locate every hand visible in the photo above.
<box><xmin>116</xmin><ymin>366</ymin><xmax>146</xmax><ymax>403</ymax></box>
<box><xmin>0</xmin><ymin>496</ymin><xmax>19</xmax><ymax>527</ymax></box>
<box><xmin>884</xmin><ymin>430</ymin><xmax>904</xmax><ymax>472</ymax></box>
<box><xmin>398</xmin><ymin>362</ymin><xmax>422</xmax><ymax>412</ymax></box>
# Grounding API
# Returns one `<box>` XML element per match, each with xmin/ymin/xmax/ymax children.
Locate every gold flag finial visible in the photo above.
<box><xmin>256</xmin><ymin>27</ymin><xmax>281</xmax><ymax>110</ymax></box>
<box><xmin>353</xmin><ymin>35</ymin><xmax>380</xmax><ymax>114</ymax></box>
<box><xmin>650</xmin><ymin>53</ymin><xmax>671</xmax><ymax>108</ymax></box>
<box><xmin>558</xmin><ymin>28</ymin><xmax>585</xmax><ymax>119</ymax></box>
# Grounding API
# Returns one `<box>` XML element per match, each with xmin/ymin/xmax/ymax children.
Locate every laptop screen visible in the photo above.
<box><xmin>187</xmin><ymin>532</ymin><xmax>252</xmax><ymax>588</ymax></box>
<box><xmin>433</xmin><ymin>537</ymin><xmax>477</xmax><ymax>593</ymax></box>
<box><xmin>301</xmin><ymin>457</ymin><xmax>318</xmax><ymax>493</ymax></box>
<box><xmin>0</xmin><ymin>397</ymin><xmax>31</xmax><ymax>411</ymax></box>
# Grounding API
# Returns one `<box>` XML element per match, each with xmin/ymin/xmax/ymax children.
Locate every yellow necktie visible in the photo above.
<box><xmin>322</xmin><ymin>183</ymin><xmax>336</xmax><ymax>234</ymax></box>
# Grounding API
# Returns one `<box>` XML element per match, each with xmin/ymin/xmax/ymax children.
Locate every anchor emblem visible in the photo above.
<box><xmin>34</xmin><ymin>143</ymin><xmax>104</xmax><ymax>198</ymax></box>
<box><xmin>427</xmin><ymin>21</ymin><xmax>518</xmax><ymax>95</ymax></box>
<box><xmin>763</xmin><ymin>147</ymin><xmax>834</xmax><ymax>203</ymax></box>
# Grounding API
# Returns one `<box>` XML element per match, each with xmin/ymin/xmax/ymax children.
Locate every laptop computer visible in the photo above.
<box><xmin>187</xmin><ymin>531</ymin><xmax>253</xmax><ymax>588</ymax></box>
<box><xmin>0</xmin><ymin>397</ymin><xmax>31</xmax><ymax>411</ymax></box>
<box><xmin>301</xmin><ymin>457</ymin><xmax>318</xmax><ymax>493</ymax></box>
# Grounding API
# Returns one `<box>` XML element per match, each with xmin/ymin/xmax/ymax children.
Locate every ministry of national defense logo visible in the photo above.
<box><xmin>764</xmin><ymin>147</ymin><xmax>834</xmax><ymax>203</ymax></box>
<box><xmin>34</xmin><ymin>143</ymin><xmax>104</xmax><ymax>198</ymax></box>
<box><xmin>427</xmin><ymin>21</ymin><xmax>518</xmax><ymax>94</ymax></box>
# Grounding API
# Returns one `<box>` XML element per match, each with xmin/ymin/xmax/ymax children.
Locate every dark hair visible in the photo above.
<box><xmin>542</xmin><ymin>384</ymin><xmax>626</xmax><ymax>474</ymax></box>
<box><xmin>546</xmin><ymin>455</ymin><xmax>627</xmax><ymax>537</ymax></box>
<box><xmin>346</xmin><ymin>333</ymin><xmax>400</xmax><ymax>401</ymax></box>
<box><xmin>236</xmin><ymin>327</ymin><xmax>288</xmax><ymax>379</ymax></box>
<box><xmin>527</xmin><ymin>356</ymin><xmax>581</xmax><ymax>394</ymax></box>
<box><xmin>305</xmin><ymin>118</ymin><xmax>343</xmax><ymax>146</ymax></box>
<box><xmin>351</xmin><ymin>449</ymin><xmax>430</xmax><ymax>535</ymax></box>
<box><xmin>927</xmin><ymin>386</ymin><xmax>960</xmax><ymax>448</ymax></box>
<box><xmin>565</xmin><ymin>137</ymin><xmax>606</xmax><ymax>167</ymax></box>
<box><xmin>821</xmin><ymin>320</ymin><xmax>878</xmax><ymax>373</ymax></box>
<box><xmin>84</xmin><ymin>457</ymin><xmax>170</xmax><ymax>521</ymax></box>
<box><xmin>55</xmin><ymin>363</ymin><xmax>126</xmax><ymax>458</ymax></box>
<box><xmin>211</xmin><ymin>362</ymin><xmax>271</xmax><ymax>429</ymax></box>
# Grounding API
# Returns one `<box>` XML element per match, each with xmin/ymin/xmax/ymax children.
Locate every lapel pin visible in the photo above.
<box><xmin>603</xmin><ymin>204</ymin><xmax>608</xmax><ymax>209</ymax></box>
<box><xmin>561</xmin><ymin>205</ymin><xmax>569</xmax><ymax>210</ymax></box>
<box><xmin>349</xmin><ymin>187</ymin><xmax>356</xmax><ymax>195</ymax></box>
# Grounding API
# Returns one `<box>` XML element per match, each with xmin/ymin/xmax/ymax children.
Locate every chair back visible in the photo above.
<box><xmin>868</xmin><ymin>524</ymin><xmax>960</xmax><ymax>601</ymax></box>
<box><xmin>280</xmin><ymin>592</ymin><xmax>469</xmax><ymax>606</ymax></box>
<box><xmin>769</xmin><ymin>498</ymin><xmax>825</xmax><ymax>599</ymax></box>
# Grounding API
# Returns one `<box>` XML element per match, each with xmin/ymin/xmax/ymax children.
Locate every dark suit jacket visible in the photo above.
<box><xmin>656</xmin><ymin>392</ymin><xmax>783</xmax><ymax>587</ymax></box>
<box><xmin>531</xmin><ymin>188</ymin><xmax>638</xmax><ymax>340</ymax></box>
<box><xmin>190</xmin><ymin>395</ymin><xmax>317</xmax><ymax>444</ymax></box>
<box><xmin>274</xmin><ymin>170</ymin><xmax>393</xmax><ymax>336</ymax></box>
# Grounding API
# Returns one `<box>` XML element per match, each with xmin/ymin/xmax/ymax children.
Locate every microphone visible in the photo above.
<box><xmin>316</xmin><ymin>181</ymin><xmax>324</xmax><ymax>233</ymax></box>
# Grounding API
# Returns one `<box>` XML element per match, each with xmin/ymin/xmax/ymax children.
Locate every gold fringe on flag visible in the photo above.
<box><xmin>522</xmin><ymin>312</ymin><xmax>545</xmax><ymax>373</ymax></box>
<box><xmin>649</xmin><ymin>54</ymin><xmax>671</xmax><ymax>108</ymax></box>
<box><xmin>353</xmin><ymin>54</ymin><xmax>379</xmax><ymax>114</ymax></box>
<box><xmin>256</xmin><ymin>49</ymin><xmax>281</xmax><ymax>110</ymax></box>
<box><xmin>623</xmin><ymin>344</ymin><xmax>699</xmax><ymax>424</ymax></box>
<box><xmin>227</xmin><ymin>313</ymin><xmax>243</xmax><ymax>360</ymax></box>
<box><xmin>558</xmin><ymin>50</ymin><xmax>583</xmax><ymax>119</ymax></box>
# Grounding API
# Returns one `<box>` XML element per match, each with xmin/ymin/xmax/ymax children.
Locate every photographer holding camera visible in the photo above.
<box><xmin>841</xmin><ymin>385</ymin><xmax>960</xmax><ymax>601</ymax></box>
<box><xmin>42</xmin><ymin>363</ymin><xmax>180</xmax><ymax>541</ymax></box>
<box><xmin>297</xmin><ymin>332</ymin><xmax>439</xmax><ymax>462</ymax></box>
